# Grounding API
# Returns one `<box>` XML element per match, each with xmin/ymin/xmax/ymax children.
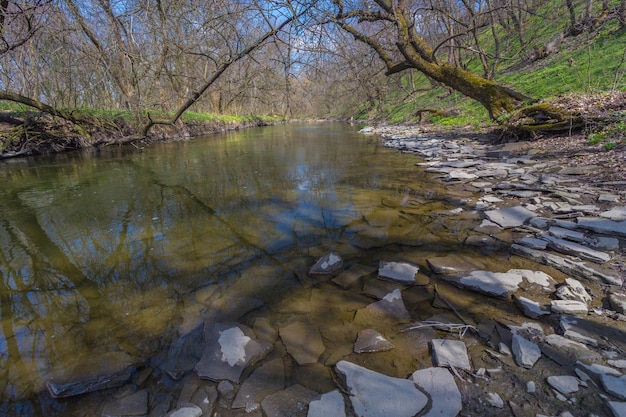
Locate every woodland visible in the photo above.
<box><xmin>0</xmin><ymin>0</ymin><xmax>625</xmax><ymax>156</ymax></box>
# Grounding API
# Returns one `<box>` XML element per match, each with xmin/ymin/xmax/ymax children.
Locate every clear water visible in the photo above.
<box><xmin>2</xmin><ymin>123</ymin><xmax>464</xmax><ymax>414</ymax></box>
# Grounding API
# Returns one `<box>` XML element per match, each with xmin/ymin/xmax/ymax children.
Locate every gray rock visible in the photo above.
<box><xmin>354</xmin><ymin>289</ymin><xmax>411</xmax><ymax>324</ymax></box>
<box><xmin>546</xmin><ymin>375</ymin><xmax>579</xmax><ymax>395</ymax></box>
<box><xmin>607</xmin><ymin>401</ymin><xmax>626</xmax><ymax>417</ymax></box>
<box><xmin>232</xmin><ymin>358</ymin><xmax>285</xmax><ymax>411</ymax></box>
<box><xmin>101</xmin><ymin>390</ymin><xmax>148</xmax><ymax>417</ymax></box>
<box><xmin>609</xmin><ymin>360</ymin><xmax>626</xmax><ymax>370</ymax></box>
<box><xmin>446</xmin><ymin>170</ymin><xmax>478</xmax><ymax>181</ymax></box>
<box><xmin>590</xmin><ymin>236</ymin><xmax>620</xmax><ymax>251</ymax></box>
<box><xmin>577</xmin><ymin>361</ymin><xmax>622</xmax><ymax>378</ymax></box>
<box><xmin>454</xmin><ymin>270</ymin><xmax>523</xmax><ymax>297</ymax></box>
<box><xmin>354</xmin><ymin>329</ymin><xmax>395</xmax><ymax>353</ymax></box>
<box><xmin>332</xmin><ymin>264</ymin><xmax>376</xmax><ymax>289</ymax></box>
<box><xmin>512</xmin><ymin>334</ymin><xmax>541</xmax><ymax>368</ymax></box>
<box><xmin>431</xmin><ymin>339</ymin><xmax>472</xmax><ymax>371</ymax></box>
<box><xmin>517</xmin><ymin>237</ymin><xmax>549</xmax><ymax>250</ymax></box>
<box><xmin>576</xmin><ymin>217</ymin><xmax>626</xmax><ymax>238</ymax></box>
<box><xmin>551</xmin><ymin>300</ymin><xmax>588</xmax><ymax>314</ymax></box>
<box><xmin>411</xmin><ymin>367</ymin><xmax>462</xmax><ymax>417</ymax></box>
<box><xmin>601</xmin><ymin>207</ymin><xmax>626</xmax><ymax>221</ymax></box>
<box><xmin>280</xmin><ymin>320</ymin><xmax>326</xmax><ymax>365</ymax></box>
<box><xmin>542</xmin><ymin>235</ymin><xmax>611</xmax><ymax>264</ymax></box>
<box><xmin>602</xmin><ymin>375</ymin><xmax>626</xmax><ymax>400</ymax></box>
<box><xmin>510</xmin><ymin>244</ymin><xmax>622</xmax><ymax>286</ymax></box>
<box><xmin>426</xmin><ymin>254</ymin><xmax>485</xmax><ymax>275</ymax></box>
<box><xmin>549</xmin><ymin>226</ymin><xmax>586</xmax><ymax>243</ymax></box>
<box><xmin>164</xmin><ymin>405</ymin><xmax>203</xmax><ymax>417</ymax></box>
<box><xmin>194</xmin><ymin>323</ymin><xmax>272</xmax><ymax>382</ymax></box>
<box><xmin>484</xmin><ymin>206</ymin><xmax>536</xmax><ymax>228</ymax></box>
<box><xmin>555</xmin><ymin>278</ymin><xmax>592</xmax><ymax>304</ymax></box>
<box><xmin>530</xmin><ymin>217</ymin><xmax>549</xmax><ymax>229</ymax></box>
<box><xmin>514</xmin><ymin>296</ymin><xmax>550</xmax><ymax>319</ymax></box>
<box><xmin>559</xmin><ymin>165</ymin><xmax>600</xmax><ymax>175</ymax></box>
<box><xmin>335</xmin><ymin>360</ymin><xmax>428</xmax><ymax>417</ymax></box>
<box><xmin>378</xmin><ymin>261</ymin><xmax>419</xmax><ymax>284</ymax></box>
<box><xmin>599</xmin><ymin>194</ymin><xmax>621</xmax><ymax>203</ymax></box>
<box><xmin>309</xmin><ymin>252</ymin><xmax>344</xmax><ymax>275</ymax></box>
<box><xmin>542</xmin><ymin>334</ymin><xmax>600</xmax><ymax>365</ymax></box>
<box><xmin>485</xmin><ymin>392</ymin><xmax>504</xmax><ymax>408</ymax></box>
<box><xmin>508</xmin><ymin>269</ymin><xmax>557</xmax><ymax>289</ymax></box>
<box><xmin>260</xmin><ymin>384</ymin><xmax>318</xmax><ymax>417</ymax></box>
<box><xmin>46</xmin><ymin>352</ymin><xmax>137</xmax><ymax>398</ymax></box>
<box><xmin>307</xmin><ymin>390</ymin><xmax>346</xmax><ymax>417</ymax></box>
<box><xmin>610</xmin><ymin>293</ymin><xmax>626</xmax><ymax>314</ymax></box>
<box><xmin>560</xmin><ymin>316</ymin><xmax>598</xmax><ymax>346</ymax></box>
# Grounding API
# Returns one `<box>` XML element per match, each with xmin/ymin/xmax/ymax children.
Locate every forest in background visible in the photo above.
<box><xmin>0</xmin><ymin>0</ymin><xmax>625</xmax><ymax>156</ymax></box>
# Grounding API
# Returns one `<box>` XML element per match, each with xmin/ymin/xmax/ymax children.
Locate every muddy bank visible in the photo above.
<box><xmin>0</xmin><ymin>112</ymin><xmax>279</xmax><ymax>159</ymax></box>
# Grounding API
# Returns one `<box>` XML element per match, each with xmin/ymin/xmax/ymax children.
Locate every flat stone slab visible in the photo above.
<box><xmin>556</xmin><ymin>278</ymin><xmax>592</xmax><ymax>304</ymax></box>
<box><xmin>354</xmin><ymin>329</ymin><xmax>395</xmax><ymax>353</ymax></box>
<box><xmin>576</xmin><ymin>217</ymin><xmax>626</xmax><ymax>238</ymax></box>
<box><xmin>279</xmin><ymin>320</ymin><xmax>326</xmax><ymax>365</ymax></box>
<box><xmin>551</xmin><ymin>299</ymin><xmax>588</xmax><ymax>314</ymax></box>
<box><xmin>164</xmin><ymin>405</ymin><xmax>203</xmax><ymax>417</ymax></box>
<box><xmin>308</xmin><ymin>390</ymin><xmax>347</xmax><ymax>417</ymax></box>
<box><xmin>378</xmin><ymin>261</ymin><xmax>419</xmax><ymax>284</ymax></box>
<box><xmin>46</xmin><ymin>351</ymin><xmax>137</xmax><ymax>398</ymax></box>
<box><xmin>194</xmin><ymin>323</ymin><xmax>272</xmax><ymax>383</ymax></box>
<box><xmin>430</xmin><ymin>339</ymin><xmax>472</xmax><ymax>371</ymax></box>
<box><xmin>601</xmin><ymin>375</ymin><xmax>626</xmax><ymax>400</ymax></box>
<box><xmin>309</xmin><ymin>252</ymin><xmax>344</xmax><ymax>275</ymax></box>
<box><xmin>512</xmin><ymin>334</ymin><xmax>541</xmax><ymax>369</ymax></box>
<box><xmin>542</xmin><ymin>235</ymin><xmax>611</xmax><ymax>264</ymax></box>
<box><xmin>232</xmin><ymin>358</ymin><xmax>285</xmax><ymax>411</ymax></box>
<box><xmin>354</xmin><ymin>289</ymin><xmax>411</xmax><ymax>324</ymax></box>
<box><xmin>450</xmin><ymin>270</ymin><xmax>524</xmax><ymax>298</ymax></box>
<box><xmin>426</xmin><ymin>254</ymin><xmax>485</xmax><ymax>275</ymax></box>
<box><xmin>260</xmin><ymin>384</ymin><xmax>318</xmax><ymax>417</ymax></box>
<box><xmin>541</xmin><ymin>334</ymin><xmax>600</xmax><ymax>366</ymax></box>
<box><xmin>332</xmin><ymin>264</ymin><xmax>376</xmax><ymax>289</ymax></box>
<box><xmin>335</xmin><ymin>361</ymin><xmax>428</xmax><ymax>417</ymax></box>
<box><xmin>547</xmin><ymin>375</ymin><xmax>580</xmax><ymax>395</ymax></box>
<box><xmin>410</xmin><ymin>367</ymin><xmax>462</xmax><ymax>417</ymax></box>
<box><xmin>514</xmin><ymin>296</ymin><xmax>550</xmax><ymax>319</ymax></box>
<box><xmin>608</xmin><ymin>401</ymin><xmax>626</xmax><ymax>417</ymax></box>
<box><xmin>484</xmin><ymin>206</ymin><xmax>536</xmax><ymax>228</ymax></box>
<box><xmin>600</xmin><ymin>206</ymin><xmax>626</xmax><ymax>221</ymax></box>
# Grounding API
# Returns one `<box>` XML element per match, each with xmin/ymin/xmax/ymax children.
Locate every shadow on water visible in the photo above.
<box><xmin>1</xmin><ymin>123</ymin><xmax>605</xmax><ymax>417</ymax></box>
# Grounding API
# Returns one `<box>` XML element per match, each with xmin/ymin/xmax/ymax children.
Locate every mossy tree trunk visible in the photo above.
<box><xmin>333</xmin><ymin>0</ymin><xmax>531</xmax><ymax>119</ymax></box>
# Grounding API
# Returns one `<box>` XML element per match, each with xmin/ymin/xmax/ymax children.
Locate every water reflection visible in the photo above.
<box><xmin>0</xmin><ymin>123</ymin><xmax>426</xmax><ymax>413</ymax></box>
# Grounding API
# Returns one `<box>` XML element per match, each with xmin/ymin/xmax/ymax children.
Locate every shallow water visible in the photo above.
<box><xmin>0</xmin><ymin>123</ymin><xmax>521</xmax><ymax>415</ymax></box>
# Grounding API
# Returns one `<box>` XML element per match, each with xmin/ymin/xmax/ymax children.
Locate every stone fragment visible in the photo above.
<box><xmin>431</xmin><ymin>339</ymin><xmax>472</xmax><ymax>371</ymax></box>
<box><xmin>602</xmin><ymin>375</ymin><xmax>626</xmax><ymax>400</ymax></box>
<box><xmin>164</xmin><ymin>405</ymin><xmax>203</xmax><ymax>417</ymax></box>
<box><xmin>260</xmin><ymin>384</ymin><xmax>318</xmax><ymax>417</ymax></box>
<box><xmin>484</xmin><ymin>206</ymin><xmax>536</xmax><ymax>228</ymax></box>
<box><xmin>517</xmin><ymin>237</ymin><xmax>549</xmax><ymax>250</ymax></box>
<box><xmin>46</xmin><ymin>352</ymin><xmax>137</xmax><ymax>398</ymax></box>
<box><xmin>601</xmin><ymin>207</ymin><xmax>626</xmax><ymax>221</ymax></box>
<box><xmin>577</xmin><ymin>361</ymin><xmax>622</xmax><ymax>378</ymax></box>
<box><xmin>280</xmin><ymin>320</ymin><xmax>326</xmax><ymax>365</ymax></box>
<box><xmin>542</xmin><ymin>235</ymin><xmax>611</xmax><ymax>264</ymax></box>
<box><xmin>559</xmin><ymin>165</ymin><xmax>600</xmax><ymax>175</ymax></box>
<box><xmin>232</xmin><ymin>358</ymin><xmax>285</xmax><ymax>411</ymax></box>
<box><xmin>547</xmin><ymin>375</ymin><xmax>580</xmax><ymax>395</ymax></box>
<box><xmin>591</xmin><ymin>236</ymin><xmax>620</xmax><ymax>250</ymax></box>
<box><xmin>599</xmin><ymin>194</ymin><xmax>621</xmax><ymax>203</ymax></box>
<box><xmin>609</xmin><ymin>360</ymin><xmax>626</xmax><ymax>370</ymax></box>
<box><xmin>576</xmin><ymin>217</ymin><xmax>626</xmax><ymax>238</ymax></box>
<box><xmin>555</xmin><ymin>278</ymin><xmax>592</xmax><ymax>304</ymax></box>
<box><xmin>309</xmin><ymin>252</ymin><xmax>343</xmax><ymax>276</ymax></box>
<box><xmin>549</xmin><ymin>226</ymin><xmax>586</xmax><ymax>243</ymax></box>
<box><xmin>485</xmin><ymin>392</ymin><xmax>504</xmax><ymax>408</ymax></box>
<box><xmin>335</xmin><ymin>361</ymin><xmax>428</xmax><ymax>417</ymax></box>
<box><xmin>512</xmin><ymin>334</ymin><xmax>541</xmax><ymax>368</ymax></box>
<box><xmin>527</xmin><ymin>381</ymin><xmax>536</xmax><ymax>393</ymax></box>
<box><xmin>453</xmin><ymin>270</ymin><xmax>523</xmax><ymax>297</ymax></box>
<box><xmin>607</xmin><ymin>401</ymin><xmax>626</xmax><ymax>417</ymax></box>
<box><xmin>610</xmin><ymin>293</ymin><xmax>626</xmax><ymax>314</ymax></box>
<box><xmin>411</xmin><ymin>367</ymin><xmax>462</xmax><ymax>417</ymax></box>
<box><xmin>101</xmin><ymin>390</ymin><xmax>148</xmax><ymax>417</ymax></box>
<box><xmin>551</xmin><ymin>300</ymin><xmax>588</xmax><ymax>314</ymax></box>
<box><xmin>542</xmin><ymin>334</ymin><xmax>600</xmax><ymax>366</ymax></box>
<box><xmin>354</xmin><ymin>329</ymin><xmax>394</xmax><ymax>353</ymax></box>
<box><xmin>307</xmin><ymin>390</ymin><xmax>347</xmax><ymax>417</ymax></box>
<box><xmin>194</xmin><ymin>323</ymin><xmax>272</xmax><ymax>382</ymax></box>
<box><xmin>426</xmin><ymin>254</ymin><xmax>485</xmax><ymax>275</ymax></box>
<box><xmin>190</xmin><ymin>386</ymin><xmax>217</xmax><ymax>416</ymax></box>
<box><xmin>446</xmin><ymin>170</ymin><xmax>478</xmax><ymax>181</ymax></box>
<box><xmin>514</xmin><ymin>296</ymin><xmax>550</xmax><ymax>319</ymax></box>
<box><xmin>509</xmin><ymin>269</ymin><xmax>557</xmax><ymax>289</ymax></box>
<box><xmin>355</xmin><ymin>289</ymin><xmax>411</xmax><ymax>324</ymax></box>
<box><xmin>560</xmin><ymin>316</ymin><xmax>598</xmax><ymax>346</ymax></box>
<box><xmin>378</xmin><ymin>261</ymin><xmax>419</xmax><ymax>284</ymax></box>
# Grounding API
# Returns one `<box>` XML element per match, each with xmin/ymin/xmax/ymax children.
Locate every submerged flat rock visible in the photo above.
<box><xmin>194</xmin><ymin>323</ymin><xmax>272</xmax><ymax>383</ymax></box>
<box><xmin>335</xmin><ymin>360</ymin><xmax>428</xmax><ymax>417</ymax></box>
<box><xmin>260</xmin><ymin>384</ymin><xmax>318</xmax><ymax>417</ymax></box>
<box><xmin>309</xmin><ymin>252</ymin><xmax>344</xmax><ymax>276</ymax></box>
<box><xmin>232</xmin><ymin>358</ymin><xmax>285</xmax><ymax>411</ymax></box>
<box><xmin>279</xmin><ymin>319</ymin><xmax>326</xmax><ymax>365</ymax></box>
<box><xmin>378</xmin><ymin>261</ymin><xmax>419</xmax><ymax>284</ymax></box>
<box><xmin>354</xmin><ymin>289</ymin><xmax>411</xmax><ymax>324</ymax></box>
<box><xmin>354</xmin><ymin>329</ymin><xmax>395</xmax><ymax>353</ymax></box>
<box><xmin>451</xmin><ymin>270</ymin><xmax>524</xmax><ymax>297</ymax></box>
<box><xmin>308</xmin><ymin>390</ymin><xmax>347</xmax><ymax>417</ymax></box>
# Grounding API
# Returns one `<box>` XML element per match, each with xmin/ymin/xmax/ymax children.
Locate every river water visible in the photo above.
<box><xmin>0</xmin><ymin>123</ymin><xmax>495</xmax><ymax>415</ymax></box>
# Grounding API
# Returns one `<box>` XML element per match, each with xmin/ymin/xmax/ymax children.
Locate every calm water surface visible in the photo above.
<box><xmin>1</xmin><ymin>123</ymin><xmax>461</xmax><ymax>414</ymax></box>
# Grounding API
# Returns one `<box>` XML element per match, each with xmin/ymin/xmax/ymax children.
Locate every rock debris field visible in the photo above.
<box><xmin>46</xmin><ymin>125</ymin><xmax>626</xmax><ymax>417</ymax></box>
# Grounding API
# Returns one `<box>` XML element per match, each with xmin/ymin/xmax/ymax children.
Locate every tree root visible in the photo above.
<box><xmin>498</xmin><ymin>103</ymin><xmax>584</xmax><ymax>140</ymax></box>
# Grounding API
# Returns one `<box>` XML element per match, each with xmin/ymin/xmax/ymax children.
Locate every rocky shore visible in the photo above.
<box><xmin>44</xmin><ymin>124</ymin><xmax>626</xmax><ymax>417</ymax></box>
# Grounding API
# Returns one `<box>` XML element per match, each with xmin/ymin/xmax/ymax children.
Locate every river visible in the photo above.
<box><xmin>0</xmin><ymin>123</ymin><xmax>458</xmax><ymax>414</ymax></box>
